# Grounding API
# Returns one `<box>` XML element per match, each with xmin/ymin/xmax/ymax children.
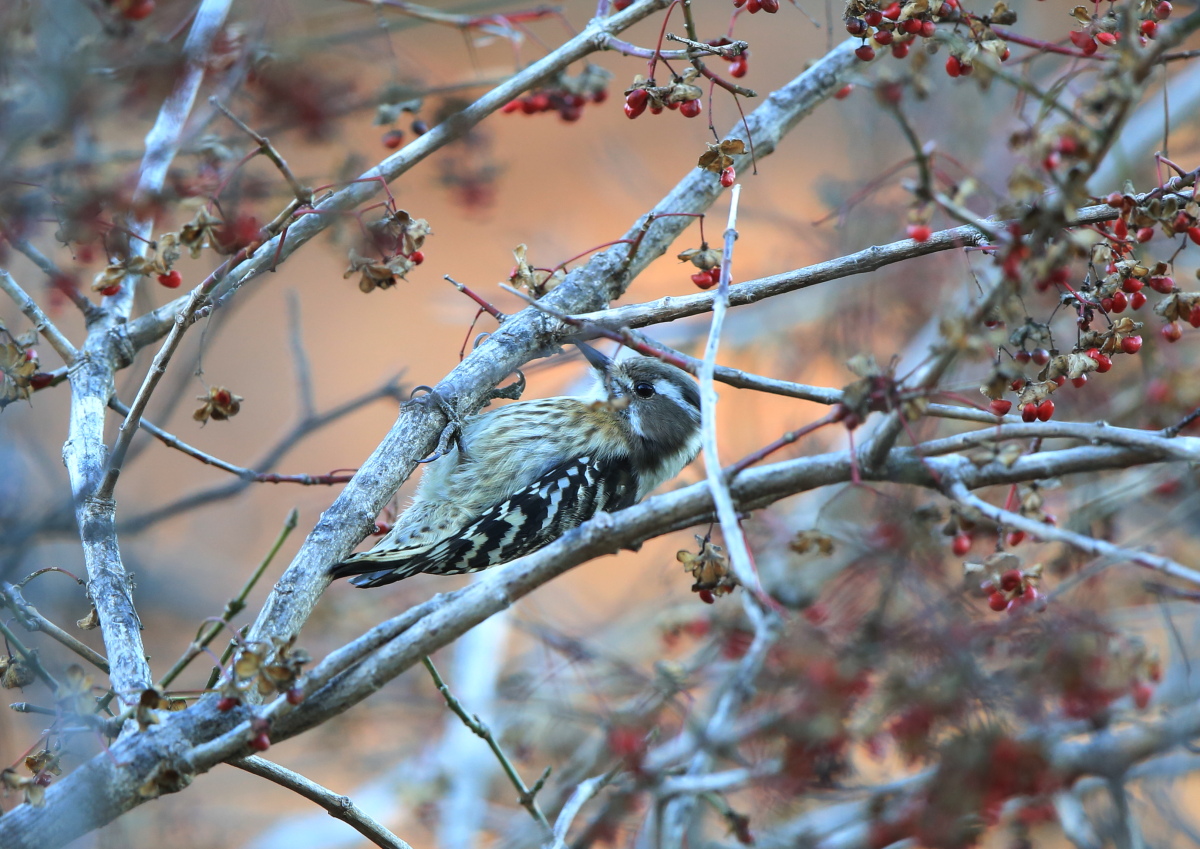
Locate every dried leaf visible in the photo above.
<box><xmin>345</xmin><ymin>249</ymin><xmax>400</xmax><ymax>294</ymax></box>
<box><xmin>1</xmin><ymin>657</ymin><xmax>34</xmax><ymax>689</ymax></box>
<box><xmin>179</xmin><ymin>208</ymin><xmax>224</xmax><ymax>258</ymax></box>
<box><xmin>678</xmin><ymin>245</ymin><xmax>722</xmax><ymax>271</ymax></box>
<box><xmin>0</xmin><ymin>329</ymin><xmax>39</xmax><ymax>404</ymax></box>
<box><xmin>790</xmin><ymin>529</ymin><xmax>835</xmax><ymax>556</ymax></box>
<box><xmin>677</xmin><ymin>537</ymin><xmax>737</xmax><ymax>596</ymax></box>
<box><xmin>697</xmin><ymin>139</ymin><xmax>746</xmax><ymax>173</ymax></box>
<box><xmin>76</xmin><ymin>607</ymin><xmax>100</xmax><ymax>630</ymax></box>
<box><xmin>194</xmin><ymin>385</ymin><xmax>243</xmax><ymax>423</ymax></box>
<box><xmin>506</xmin><ymin>244</ymin><xmax>564</xmax><ymax>298</ymax></box>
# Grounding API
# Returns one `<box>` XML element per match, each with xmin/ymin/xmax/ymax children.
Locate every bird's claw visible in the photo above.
<box><xmin>487</xmin><ymin>369</ymin><xmax>526</xmax><ymax>403</ymax></box>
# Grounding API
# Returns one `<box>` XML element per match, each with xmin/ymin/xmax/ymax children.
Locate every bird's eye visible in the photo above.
<box><xmin>634</xmin><ymin>382</ymin><xmax>656</xmax><ymax>399</ymax></box>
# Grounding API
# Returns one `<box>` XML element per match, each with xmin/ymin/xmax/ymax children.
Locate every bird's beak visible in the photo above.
<box><xmin>575</xmin><ymin>340</ymin><xmax>611</xmax><ymax>372</ymax></box>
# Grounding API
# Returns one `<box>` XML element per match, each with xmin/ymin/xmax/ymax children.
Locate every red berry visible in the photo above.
<box><xmin>1011</xmin><ymin>377</ymin><xmax>1025</xmax><ymax>391</ymax></box>
<box><xmin>1141</xmin><ymin>20</ymin><xmax>1158</xmax><ymax>37</ymax></box>
<box><xmin>100</xmin><ymin>284</ymin><xmax>121</xmax><ymax>297</ymax></box>
<box><xmin>1095</xmin><ymin>353</ymin><xmax>1112</xmax><ymax>373</ymax></box>
<box><xmin>30</xmin><ymin>372</ymin><xmax>54</xmax><ymax>390</ymax></box>
<box><xmin>846</xmin><ymin>17</ymin><xmax>868</xmax><ymax>35</ymax></box>
<box><xmin>679</xmin><ymin>99</ymin><xmax>702</xmax><ymax>118</ymax></box>
<box><xmin>906</xmin><ymin>223</ymin><xmax>932</xmax><ymax>242</ymax></box>
<box><xmin>1100</xmin><ymin>297</ymin><xmax>1114</xmax><ymax>312</ymax></box>
<box><xmin>1155</xmin><ymin>0</ymin><xmax>1172</xmax><ymax>18</ymax></box>
<box><xmin>501</xmin><ymin>99</ymin><xmax>522</xmax><ymax>114</ymax></box>
<box><xmin>624</xmin><ymin>89</ymin><xmax>648</xmax><ymax>119</ymax></box>
<box><xmin>1113</xmin><ymin>217</ymin><xmax>1128</xmax><ymax>239</ymax></box>
<box><xmin>901</xmin><ymin>18</ymin><xmax>922</xmax><ymax>33</ymax></box>
<box><xmin>1133</xmin><ymin>682</ymin><xmax>1153</xmax><ymax>709</ymax></box>
<box><xmin>121</xmin><ymin>0</ymin><xmax>155</xmax><ymax>19</ymax></box>
<box><xmin>1037</xmin><ymin>399</ymin><xmax>1055</xmax><ymax>421</ymax></box>
<box><xmin>865</xmin><ymin>9</ymin><xmax>884</xmax><ymax>25</ymax></box>
<box><xmin>1110</xmin><ymin>290</ymin><xmax>1127</xmax><ymax>313</ymax></box>
<box><xmin>920</xmin><ymin>20</ymin><xmax>936</xmax><ymax>37</ymax></box>
<box><xmin>951</xmin><ymin>533</ymin><xmax>972</xmax><ymax>556</ymax></box>
<box><xmin>1188</xmin><ymin>226</ymin><xmax>1200</xmax><ymax>245</ymax></box>
<box><xmin>891</xmin><ymin>40</ymin><xmax>911</xmax><ymax>58</ymax></box>
<box><xmin>217</xmin><ymin>696</ymin><xmax>239</xmax><ymax>712</ymax></box>
<box><xmin>1136</xmin><ymin>226</ymin><xmax>1155</xmax><ymax>242</ymax></box>
<box><xmin>1000</xmin><ymin>569</ymin><xmax>1022</xmax><ymax>591</ymax></box>
<box><xmin>1006</xmin><ymin>530</ymin><xmax>1026</xmax><ymax>547</ymax></box>
<box><xmin>1071</xmin><ymin>374</ymin><xmax>1087</xmax><ymax>388</ymax></box>
<box><xmin>286</xmin><ymin>688</ymin><xmax>304</xmax><ymax>705</ymax></box>
<box><xmin>1122</xmin><ymin>277</ymin><xmax>1144</xmax><ymax>293</ymax></box>
<box><xmin>855</xmin><ymin>44</ymin><xmax>877</xmax><ymax>61</ymax></box>
<box><xmin>591</xmin><ymin>89</ymin><xmax>609</xmax><ymax>104</ymax></box>
<box><xmin>559</xmin><ymin>105</ymin><xmax>583</xmax><ymax>122</ymax></box>
<box><xmin>1095</xmin><ymin>31</ymin><xmax>1118</xmax><ymax>46</ymax></box>
<box><xmin>1021</xmin><ymin>403</ymin><xmax>1038</xmax><ymax>422</ymax></box>
<box><xmin>834</xmin><ymin>84</ymin><xmax>854</xmax><ymax>100</ymax></box>
<box><xmin>988</xmin><ymin>399</ymin><xmax>1012</xmax><ymax>417</ymax></box>
<box><xmin>698</xmin><ymin>589</ymin><xmax>715</xmax><ymax>604</ymax></box>
<box><xmin>729</xmin><ymin>56</ymin><xmax>749</xmax><ymax>77</ymax></box>
<box><xmin>1148</xmin><ymin>276</ymin><xmax>1175</xmax><ymax>294</ymax></box>
<box><xmin>759</xmin><ymin>0</ymin><xmax>780</xmax><ymax>11</ymax></box>
<box><xmin>988</xmin><ymin>592</ymin><xmax>1009</xmax><ymax>612</ymax></box>
<box><xmin>1190</xmin><ymin>306</ymin><xmax>1200</xmax><ymax>328</ymax></box>
<box><xmin>1130</xmin><ymin>291</ymin><xmax>1147</xmax><ymax>310</ymax></box>
<box><xmin>720</xmin><ymin>166</ymin><xmax>736</xmax><ymax>188</ymax></box>
<box><xmin>1053</xmin><ymin>375</ymin><xmax>1066</xmax><ymax>386</ymax></box>
<box><xmin>874</xmin><ymin>29</ymin><xmax>895</xmax><ymax>45</ymax></box>
<box><xmin>945</xmin><ymin>55</ymin><xmax>962</xmax><ymax>77</ymax></box>
<box><xmin>1031</xmin><ymin>347</ymin><xmax>1050</xmax><ymax>366</ymax></box>
<box><xmin>1162</xmin><ymin>322</ymin><xmax>1182</xmax><ymax>342</ymax></box>
<box><xmin>409</xmin><ymin>250</ymin><xmax>425</xmax><ymax>265</ymax></box>
<box><xmin>691</xmin><ymin>270</ymin><xmax>717</xmax><ymax>289</ymax></box>
<box><xmin>882</xmin><ymin>2</ymin><xmax>901</xmax><ymax>18</ymax></box>
<box><xmin>1121</xmin><ymin>335</ymin><xmax>1143</xmax><ymax>354</ymax></box>
<box><xmin>157</xmin><ymin>270</ymin><xmax>182</xmax><ymax>288</ymax></box>
<box><xmin>382</xmin><ymin>129</ymin><xmax>404</xmax><ymax>149</ymax></box>
<box><xmin>249</xmin><ymin>732</ymin><xmax>271</xmax><ymax>752</ymax></box>
<box><xmin>614</xmin><ymin>0</ymin><xmax>633</xmax><ymax>8</ymax></box>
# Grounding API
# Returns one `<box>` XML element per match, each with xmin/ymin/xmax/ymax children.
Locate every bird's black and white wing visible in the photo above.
<box><xmin>329</xmin><ymin>454</ymin><xmax>638</xmax><ymax>588</ymax></box>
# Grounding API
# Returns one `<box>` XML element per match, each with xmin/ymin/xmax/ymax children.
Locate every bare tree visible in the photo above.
<box><xmin>3</xmin><ymin>0</ymin><xmax>1200</xmax><ymax>847</ymax></box>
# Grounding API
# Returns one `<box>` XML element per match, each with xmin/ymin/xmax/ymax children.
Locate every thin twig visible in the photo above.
<box><xmin>0</xmin><ymin>270</ymin><xmax>79</xmax><ymax>364</ymax></box>
<box><xmin>696</xmin><ymin>183</ymin><xmax>759</xmax><ymax>594</ymax></box>
<box><xmin>548</xmin><ymin>764</ymin><xmax>622</xmax><ymax>849</ymax></box>
<box><xmin>159</xmin><ymin>509</ymin><xmax>299</xmax><ymax>690</ymax></box>
<box><xmin>946</xmin><ymin>479</ymin><xmax>1200</xmax><ymax>588</ymax></box>
<box><xmin>210</xmin><ymin>97</ymin><xmax>312</xmax><ymax>204</ymax></box>
<box><xmin>231</xmin><ymin>756</ymin><xmax>415</xmax><ymax>849</ymax></box>
<box><xmin>0</xmin><ymin>618</ymin><xmax>59</xmax><ymax>691</ymax></box>
<box><xmin>1</xmin><ymin>583</ymin><xmax>110</xmax><ymax>675</ymax></box>
<box><xmin>1</xmin><ymin>233</ymin><xmax>95</xmax><ymax>316</ymax></box>
<box><xmin>421</xmin><ymin>656</ymin><xmax>552</xmax><ymax>834</ymax></box>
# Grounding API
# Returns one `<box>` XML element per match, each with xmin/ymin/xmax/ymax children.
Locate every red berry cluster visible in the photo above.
<box><xmin>1139</xmin><ymin>0</ymin><xmax>1171</xmax><ymax>37</ymax></box>
<box><xmin>1036</xmin><ymin>134</ymin><xmax>1088</xmax><ymax>171</ymax></box>
<box><xmin>502</xmin><ymin>88</ymin><xmax>609</xmax><ymax>123</ymax></box>
<box><xmin>732</xmin><ymin>0</ymin><xmax>779</xmax><ymax>13</ymax></box>
<box><xmin>979</xmin><ymin>567</ymin><xmax>1041</xmax><ymax>614</ymax></box>
<box><xmin>623</xmin><ymin>87</ymin><xmax>703</xmax><ymax>119</ymax></box>
<box><xmin>846</xmin><ymin>0</ymin><xmax>961</xmax><ymax>63</ymax></box>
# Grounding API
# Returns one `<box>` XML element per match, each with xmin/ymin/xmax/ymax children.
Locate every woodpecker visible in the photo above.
<box><xmin>329</xmin><ymin>346</ymin><xmax>702</xmax><ymax>587</ymax></box>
